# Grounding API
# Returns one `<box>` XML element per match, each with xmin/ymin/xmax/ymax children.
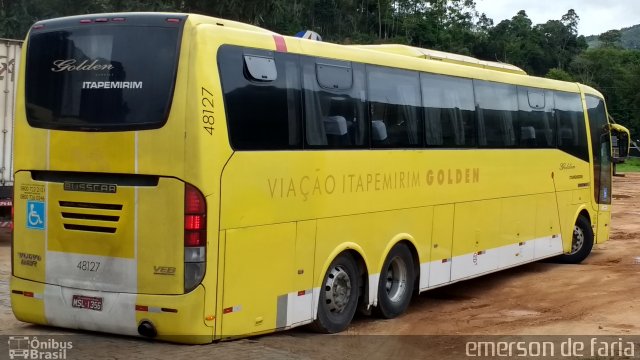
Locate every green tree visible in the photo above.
<box><xmin>570</xmin><ymin>48</ymin><xmax>640</xmax><ymax>136</ymax></box>
<box><xmin>599</xmin><ymin>29</ymin><xmax>622</xmax><ymax>48</ymax></box>
<box><xmin>545</xmin><ymin>68</ymin><xmax>573</xmax><ymax>81</ymax></box>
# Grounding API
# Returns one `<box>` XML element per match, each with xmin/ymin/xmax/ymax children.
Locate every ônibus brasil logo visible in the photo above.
<box><xmin>7</xmin><ymin>336</ymin><xmax>72</xmax><ymax>359</ymax></box>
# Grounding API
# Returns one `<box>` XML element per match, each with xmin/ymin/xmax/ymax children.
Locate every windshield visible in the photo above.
<box><xmin>25</xmin><ymin>20</ymin><xmax>182</xmax><ymax>131</ymax></box>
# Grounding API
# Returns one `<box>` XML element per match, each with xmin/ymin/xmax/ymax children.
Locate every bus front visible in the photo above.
<box><xmin>10</xmin><ymin>13</ymin><xmax>216</xmax><ymax>343</ymax></box>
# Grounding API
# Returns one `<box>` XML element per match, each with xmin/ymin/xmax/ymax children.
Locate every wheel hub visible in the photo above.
<box><xmin>324</xmin><ymin>266</ymin><xmax>352</xmax><ymax>313</ymax></box>
<box><xmin>384</xmin><ymin>256</ymin><xmax>408</xmax><ymax>303</ymax></box>
<box><xmin>570</xmin><ymin>224</ymin><xmax>585</xmax><ymax>255</ymax></box>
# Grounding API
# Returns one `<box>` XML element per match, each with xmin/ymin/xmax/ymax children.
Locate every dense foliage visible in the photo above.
<box><xmin>2</xmin><ymin>0</ymin><xmax>639</xmax><ymax>138</ymax></box>
<box><xmin>586</xmin><ymin>25</ymin><xmax>640</xmax><ymax>50</ymax></box>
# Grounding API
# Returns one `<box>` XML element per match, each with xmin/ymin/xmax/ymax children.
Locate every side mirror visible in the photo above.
<box><xmin>610</xmin><ymin>123</ymin><xmax>630</xmax><ymax>163</ymax></box>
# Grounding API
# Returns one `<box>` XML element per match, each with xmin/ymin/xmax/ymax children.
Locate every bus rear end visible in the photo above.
<box><xmin>10</xmin><ymin>13</ymin><xmax>214</xmax><ymax>343</ymax></box>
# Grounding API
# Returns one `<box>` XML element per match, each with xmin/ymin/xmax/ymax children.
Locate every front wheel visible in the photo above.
<box><xmin>557</xmin><ymin>215</ymin><xmax>594</xmax><ymax>264</ymax></box>
<box><xmin>375</xmin><ymin>244</ymin><xmax>415</xmax><ymax>319</ymax></box>
<box><xmin>310</xmin><ymin>253</ymin><xmax>360</xmax><ymax>333</ymax></box>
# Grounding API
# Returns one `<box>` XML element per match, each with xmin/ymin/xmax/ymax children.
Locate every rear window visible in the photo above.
<box><xmin>26</xmin><ymin>23</ymin><xmax>181</xmax><ymax>131</ymax></box>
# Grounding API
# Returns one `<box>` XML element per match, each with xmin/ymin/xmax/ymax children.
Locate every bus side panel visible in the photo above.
<box><xmin>292</xmin><ymin>220</ymin><xmax>317</xmax><ymax>323</ymax></box>
<box><xmin>450</xmin><ymin>194</ymin><xmax>562</xmax><ymax>283</ymax></box>
<box><xmin>221</xmin><ymin>223</ymin><xmax>297</xmax><ymax>337</ymax></box>
<box><xmin>498</xmin><ymin>195</ymin><xmax>537</xmax><ymax>267</ymax></box>
<box><xmin>535</xmin><ymin>193</ymin><xmax>563</xmax><ymax>256</ymax></box>
<box><xmin>596</xmin><ymin>208</ymin><xmax>611</xmax><ymax>244</ymax></box>
<box><xmin>426</xmin><ymin>204</ymin><xmax>454</xmax><ymax>288</ymax></box>
<box><xmin>451</xmin><ymin>199</ymin><xmax>500</xmax><ymax>281</ymax></box>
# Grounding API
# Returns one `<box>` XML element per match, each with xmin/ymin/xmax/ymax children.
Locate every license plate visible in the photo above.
<box><xmin>71</xmin><ymin>295</ymin><xmax>103</xmax><ymax>311</ymax></box>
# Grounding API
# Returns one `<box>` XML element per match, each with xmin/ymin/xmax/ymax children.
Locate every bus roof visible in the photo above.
<box><xmin>29</xmin><ymin>12</ymin><xmax>277</xmax><ymax>37</ymax></box>
<box><xmin>352</xmin><ymin>44</ymin><xmax>527</xmax><ymax>75</ymax></box>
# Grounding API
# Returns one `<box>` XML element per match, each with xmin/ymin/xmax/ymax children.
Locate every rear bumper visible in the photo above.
<box><xmin>10</xmin><ymin>276</ymin><xmax>213</xmax><ymax>344</ymax></box>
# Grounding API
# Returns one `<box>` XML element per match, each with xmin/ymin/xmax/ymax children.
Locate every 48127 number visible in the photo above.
<box><xmin>77</xmin><ymin>261</ymin><xmax>100</xmax><ymax>272</ymax></box>
<box><xmin>201</xmin><ymin>87</ymin><xmax>215</xmax><ymax>135</ymax></box>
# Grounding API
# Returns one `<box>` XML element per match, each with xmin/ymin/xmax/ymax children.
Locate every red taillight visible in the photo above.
<box><xmin>79</xmin><ymin>19</ymin><xmax>93</xmax><ymax>24</ymax></box>
<box><xmin>185</xmin><ymin>186</ymin><xmax>206</xmax><ymax>214</ymax></box>
<box><xmin>184</xmin><ymin>232</ymin><xmax>204</xmax><ymax>247</ymax></box>
<box><xmin>184</xmin><ymin>184</ymin><xmax>206</xmax><ymax>247</ymax></box>
<box><xmin>166</xmin><ymin>18</ymin><xmax>181</xmax><ymax>23</ymax></box>
<box><xmin>184</xmin><ymin>215</ymin><xmax>204</xmax><ymax>231</ymax></box>
<box><xmin>184</xmin><ymin>184</ymin><xmax>206</xmax><ymax>292</ymax></box>
<box><xmin>32</xmin><ymin>24</ymin><xmax>45</xmax><ymax>30</ymax></box>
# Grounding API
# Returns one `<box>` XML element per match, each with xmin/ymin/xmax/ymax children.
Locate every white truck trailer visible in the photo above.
<box><xmin>0</xmin><ymin>39</ymin><xmax>22</xmax><ymax>229</ymax></box>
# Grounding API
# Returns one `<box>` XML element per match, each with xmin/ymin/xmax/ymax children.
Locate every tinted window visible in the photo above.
<box><xmin>475</xmin><ymin>81</ymin><xmax>518</xmax><ymax>147</ymax></box>
<box><xmin>244</xmin><ymin>55</ymin><xmax>277</xmax><ymax>81</ymax></box>
<box><xmin>303</xmin><ymin>58</ymin><xmax>367</xmax><ymax>148</ymax></box>
<box><xmin>219</xmin><ymin>46</ymin><xmax>302</xmax><ymax>150</ymax></box>
<box><xmin>368</xmin><ymin>66</ymin><xmax>422</xmax><ymax>148</ymax></box>
<box><xmin>422</xmin><ymin>74</ymin><xmax>476</xmax><ymax>147</ymax></box>
<box><xmin>26</xmin><ymin>25</ymin><xmax>181</xmax><ymax>131</ymax></box>
<box><xmin>316</xmin><ymin>63</ymin><xmax>352</xmax><ymax>90</ymax></box>
<box><xmin>517</xmin><ymin>88</ymin><xmax>556</xmax><ymax>148</ymax></box>
<box><xmin>586</xmin><ymin>96</ymin><xmax>611</xmax><ymax>204</ymax></box>
<box><xmin>555</xmin><ymin>92</ymin><xmax>588</xmax><ymax>161</ymax></box>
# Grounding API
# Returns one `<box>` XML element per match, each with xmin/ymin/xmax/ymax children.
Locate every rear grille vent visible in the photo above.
<box><xmin>59</xmin><ymin>201</ymin><xmax>122</xmax><ymax>210</ymax></box>
<box><xmin>61</xmin><ymin>212</ymin><xmax>119</xmax><ymax>222</ymax></box>
<box><xmin>59</xmin><ymin>201</ymin><xmax>122</xmax><ymax>234</ymax></box>
<box><xmin>63</xmin><ymin>224</ymin><xmax>117</xmax><ymax>233</ymax></box>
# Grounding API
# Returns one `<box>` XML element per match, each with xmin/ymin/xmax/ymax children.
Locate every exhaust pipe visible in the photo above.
<box><xmin>138</xmin><ymin>320</ymin><xmax>157</xmax><ymax>338</ymax></box>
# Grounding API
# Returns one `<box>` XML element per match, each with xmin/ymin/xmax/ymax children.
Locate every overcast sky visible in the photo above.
<box><xmin>475</xmin><ymin>0</ymin><xmax>640</xmax><ymax>36</ymax></box>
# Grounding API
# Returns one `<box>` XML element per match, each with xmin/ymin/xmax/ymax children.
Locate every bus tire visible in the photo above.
<box><xmin>557</xmin><ymin>215</ymin><xmax>594</xmax><ymax>264</ymax></box>
<box><xmin>310</xmin><ymin>253</ymin><xmax>360</xmax><ymax>333</ymax></box>
<box><xmin>375</xmin><ymin>244</ymin><xmax>415</xmax><ymax>319</ymax></box>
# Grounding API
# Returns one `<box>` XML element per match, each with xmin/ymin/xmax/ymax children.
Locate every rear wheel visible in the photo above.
<box><xmin>375</xmin><ymin>244</ymin><xmax>415</xmax><ymax>319</ymax></box>
<box><xmin>557</xmin><ymin>215</ymin><xmax>593</xmax><ymax>264</ymax></box>
<box><xmin>310</xmin><ymin>253</ymin><xmax>360</xmax><ymax>333</ymax></box>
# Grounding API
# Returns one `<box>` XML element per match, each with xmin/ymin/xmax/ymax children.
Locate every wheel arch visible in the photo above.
<box><xmin>372</xmin><ymin>234</ymin><xmax>421</xmax><ymax>306</ymax></box>
<box><xmin>563</xmin><ymin>206</ymin><xmax>592</xmax><ymax>253</ymax></box>
<box><xmin>578</xmin><ymin>208</ymin><xmax>591</xmax><ymax>225</ymax></box>
<box><xmin>314</xmin><ymin>243</ymin><xmax>370</xmax><ymax>317</ymax></box>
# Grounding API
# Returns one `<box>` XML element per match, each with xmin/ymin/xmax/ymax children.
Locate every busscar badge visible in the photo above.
<box><xmin>63</xmin><ymin>182</ymin><xmax>117</xmax><ymax>194</ymax></box>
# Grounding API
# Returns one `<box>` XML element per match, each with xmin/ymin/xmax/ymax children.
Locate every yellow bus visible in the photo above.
<box><xmin>11</xmin><ymin>12</ymin><xmax>630</xmax><ymax>343</ymax></box>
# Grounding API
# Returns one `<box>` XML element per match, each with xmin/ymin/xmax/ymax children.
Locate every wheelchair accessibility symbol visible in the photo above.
<box><xmin>26</xmin><ymin>200</ymin><xmax>45</xmax><ymax>230</ymax></box>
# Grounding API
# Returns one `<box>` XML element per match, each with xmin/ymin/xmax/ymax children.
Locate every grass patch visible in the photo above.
<box><xmin>616</xmin><ymin>157</ymin><xmax>640</xmax><ymax>173</ymax></box>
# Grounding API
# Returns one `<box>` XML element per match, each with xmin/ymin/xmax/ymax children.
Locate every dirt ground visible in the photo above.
<box><xmin>1</xmin><ymin>174</ymin><xmax>640</xmax><ymax>359</ymax></box>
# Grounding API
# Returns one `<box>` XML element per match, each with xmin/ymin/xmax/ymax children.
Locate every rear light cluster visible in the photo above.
<box><xmin>184</xmin><ymin>184</ymin><xmax>206</xmax><ymax>293</ymax></box>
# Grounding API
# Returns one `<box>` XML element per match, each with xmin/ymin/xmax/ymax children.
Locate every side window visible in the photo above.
<box><xmin>367</xmin><ymin>66</ymin><xmax>422</xmax><ymax>148</ymax></box>
<box><xmin>219</xmin><ymin>46</ymin><xmax>302</xmax><ymax>150</ymax></box>
<box><xmin>517</xmin><ymin>87</ymin><xmax>556</xmax><ymax>148</ymax></box>
<box><xmin>475</xmin><ymin>81</ymin><xmax>518</xmax><ymax>147</ymax></box>
<box><xmin>422</xmin><ymin>74</ymin><xmax>476</xmax><ymax>147</ymax></box>
<box><xmin>302</xmin><ymin>57</ymin><xmax>367</xmax><ymax>148</ymax></box>
<box><xmin>555</xmin><ymin>92</ymin><xmax>589</xmax><ymax>161</ymax></box>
